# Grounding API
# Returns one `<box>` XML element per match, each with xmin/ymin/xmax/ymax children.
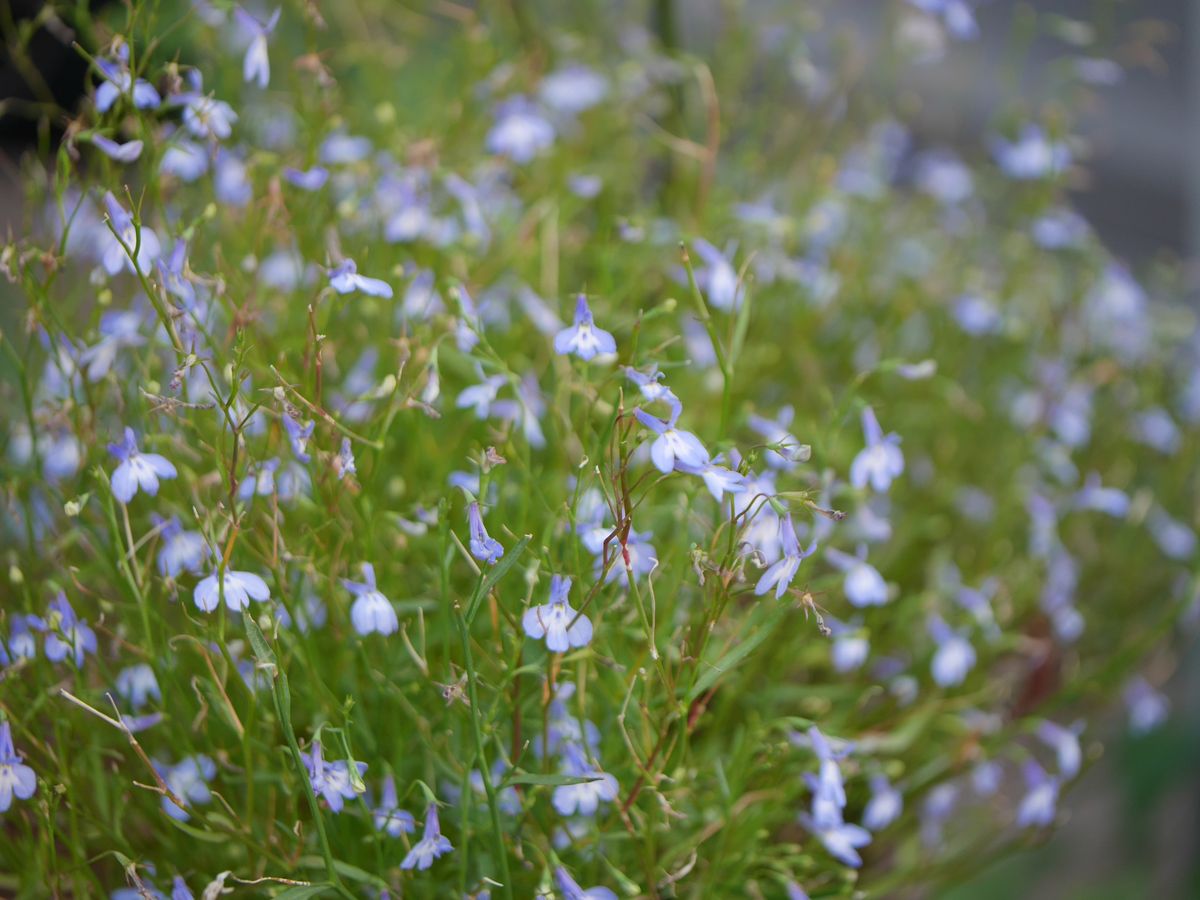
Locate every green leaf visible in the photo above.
<box><xmin>501</xmin><ymin>771</ymin><xmax>602</xmax><ymax>788</ymax></box>
<box><xmin>465</xmin><ymin>534</ymin><xmax>532</xmax><ymax>624</ymax></box>
<box><xmin>272</xmin><ymin>884</ymin><xmax>335</xmax><ymax>899</ymax></box>
<box><xmin>685</xmin><ymin>602</ymin><xmax>788</xmax><ymax>702</ymax></box>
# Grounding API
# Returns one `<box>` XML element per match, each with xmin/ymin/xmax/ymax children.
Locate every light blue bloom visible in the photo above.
<box><xmin>826</xmin><ymin>547</ymin><xmax>889</xmax><ymax>607</ymax></box>
<box><xmin>116</xmin><ymin>663</ymin><xmax>161</xmax><ymax>709</ymax></box>
<box><xmin>862</xmin><ymin>774</ymin><xmax>902</xmax><ymax>831</ymax></box>
<box><xmin>282</xmin><ymin>166</ymin><xmax>329</xmax><ymax>191</ymax></box>
<box><xmin>328</xmin><ymin>258</ymin><xmax>393</xmax><ymax>298</ymax></box>
<box><xmin>849</xmin><ymin>407</ymin><xmax>903</xmax><ymax>493</ymax></box>
<box><xmin>554</xmin><ymin>866</ymin><xmax>617</xmax><ymax>900</ymax></box>
<box><xmin>1124</xmin><ymin>677</ymin><xmax>1169</xmax><ymax>735</ymax></box>
<box><xmin>372</xmin><ymin>774</ymin><xmax>415</xmax><ymax>836</ymax></box>
<box><xmin>401</xmin><ymin>803</ymin><xmax>454</xmax><ymax>869</ymax></box>
<box><xmin>283</xmin><ymin>412</ymin><xmax>314</xmax><ymax>463</ymax></box>
<box><xmin>41</xmin><ymin>593</ymin><xmax>97</xmax><ymax>668</ymax></box>
<box><xmin>301</xmin><ymin>738</ymin><xmax>366</xmax><ymax>813</ymax></box>
<box><xmin>343</xmin><ymin>562</ymin><xmax>398</xmax><ymax>636</ymax></box>
<box><xmin>157</xmin><ymin>239</ymin><xmax>196</xmax><ymax>306</ymax></box>
<box><xmin>633</xmin><ymin>408</ymin><xmax>709</xmax><ymax>474</ymax></box>
<box><xmin>467</xmin><ymin>502</ymin><xmax>504</xmax><ymax>564</ymax></box>
<box><xmin>691</xmin><ymin>238</ymin><xmax>741</xmax><ymax>311</ymax></box>
<box><xmin>108</xmin><ymin>427</ymin><xmax>177</xmax><ymax>503</ymax></box>
<box><xmin>193</xmin><ymin>568</ymin><xmax>271</xmax><ymax>613</ymax></box>
<box><xmin>170</xmin><ymin>876</ymin><xmax>193</xmax><ymax>900</ymax></box>
<box><xmin>797</xmin><ymin>809</ymin><xmax>871</xmax><ymax>868</ymax></box>
<box><xmin>486</xmin><ymin>97</ymin><xmax>555</xmax><ymax>164</ymax></box>
<box><xmin>907</xmin><ymin>0</ymin><xmax>978</xmax><ymax>39</ymax></box>
<box><xmin>522</xmin><ymin>575</ymin><xmax>592</xmax><ymax>653</ymax></box>
<box><xmin>100</xmin><ymin>192</ymin><xmax>161</xmax><ymax>276</ymax></box>
<box><xmin>554</xmin><ymin>295</ymin><xmax>616</xmax><ymax>361</ymax></box>
<box><xmin>91</xmin><ymin>135</ymin><xmax>144</xmax><ymax>163</ymax></box>
<box><xmin>755</xmin><ymin>515</ymin><xmax>817</xmax><ymax>599</ymax></box>
<box><xmin>991</xmin><ymin>125</ymin><xmax>1070</xmax><ymax>180</ymax></box>
<box><xmin>157</xmin><ymin>755</ymin><xmax>216</xmax><ymax>821</ymax></box>
<box><xmin>336</xmin><ymin>437</ymin><xmax>356</xmax><ymax>480</ymax></box>
<box><xmin>160</xmin><ymin>137</ymin><xmax>209</xmax><ymax>181</ymax></box>
<box><xmin>94</xmin><ymin>46</ymin><xmax>161</xmax><ymax>112</ymax></box>
<box><xmin>1015</xmin><ymin>761</ymin><xmax>1058</xmax><ymax>828</ymax></box>
<box><xmin>0</xmin><ymin>721</ymin><xmax>37</xmax><ymax>813</ymax></box>
<box><xmin>183</xmin><ymin>95</ymin><xmax>238</xmax><ymax>141</ymax></box>
<box><xmin>1035</xmin><ymin>720</ymin><xmax>1082</xmax><ymax>779</ymax></box>
<box><xmin>552</xmin><ymin>744</ymin><xmax>618</xmax><ymax>816</ymax></box>
<box><xmin>540</xmin><ymin>65</ymin><xmax>608</xmax><ymax>114</ymax></box>
<box><xmin>234</xmin><ymin>6</ymin><xmax>280</xmax><ymax>88</ymax></box>
<box><xmin>928</xmin><ymin>615</ymin><xmax>975</xmax><ymax>687</ymax></box>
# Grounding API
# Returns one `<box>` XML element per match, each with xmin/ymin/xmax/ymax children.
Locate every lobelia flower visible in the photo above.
<box><xmin>553</xmin><ymin>744</ymin><xmax>619</xmax><ymax>817</ymax></box>
<box><xmin>94</xmin><ymin>45</ymin><xmax>161</xmax><ymax>112</ymax></box>
<box><xmin>1032</xmin><ymin>208</ymin><xmax>1089</xmax><ymax>250</ymax></box>
<box><xmin>183</xmin><ymin>95</ymin><xmax>238</xmax><ymax>141</ymax></box>
<box><xmin>862</xmin><ymin>774</ymin><xmax>903</xmax><ymax>831</ymax></box>
<box><xmin>171</xmin><ymin>877</ymin><xmax>193</xmax><ymax>900</ymax></box>
<box><xmin>802</xmin><ymin>727</ymin><xmax>852</xmax><ymax>828</ymax></box>
<box><xmin>4</xmin><ymin>616</ymin><xmax>39</xmax><ymax>663</ymax></box>
<box><xmin>677</xmin><ymin>456</ymin><xmax>746</xmax><ymax>502</ymax></box>
<box><xmin>1072</xmin><ymin>473</ymin><xmax>1129</xmax><ymax>518</ymax></box>
<box><xmin>467</xmin><ymin>502</ymin><xmax>504</xmax><ymax>564</ymax></box>
<box><xmin>41</xmin><ymin>593</ymin><xmax>97</xmax><ymax>668</ymax></box>
<box><xmin>1124</xmin><ymin>676</ymin><xmax>1169</xmax><ymax>735</ymax></box>
<box><xmin>553</xmin><ymin>866</ymin><xmax>617</xmax><ymax>900</ymax></box>
<box><xmin>81</xmin><ymin>307</ymin><xmax>147</xmax><ymax>381</ymax></box>
<box><xmin>786</xmin><ymin>883</ymin><xmax>811</xmax><ymax>900</ymax></box>
<box><xmin>928</xmin><ymin>615</ymin><xmax>976</xmax><ymax>687</ymax></box>
<box><xmin>234</xmin><ymin>6</ymin><xmax>281</xmax><ymax>88</ymax></box>
<box><xmin>633</xmin><ymin>408</ymin><xmax>709</xmax><ymax>474</ymax></box>
<box><xmin>972</xmin><ymin>760</ymin><xmax>1002</xmax><ymax>797</ymax></box>
<box><xmin>193</xmin><ymin>568</ymin><xmax>271</xmax><ymax>613</ymax></box>
<box><xmin>336</xmin><ymin>437</ymin><xmax>356</xmax><ymax>480</ymax></box>
<box><xmin>108</xmin><ymin>427</ymin><xmax>177</xmax><ymax>503</ymax></box>
<box><xmin>522</xmin><ymin>575</ymin><xmax>593</xmax><ymax>653</ymax></box>
<box><xmin>492</xmin><ymin>372</ymin><xmax>548</xmax><ymax>449</ymax></box>
<box><xmin>920</xmin><ymin>782</ymin><xmax>958</xmax><ymax>847</ymax></box>
<box><xmin>343</xmin><ymin>562</ymin><xmax>398</xmax><ymax>637</ymax></box>
<box><xmin>238</xmin><ymin>458</ymin><xmax>281</xmax><ymax>503</ymax></box>
<box><xmin>0</xmin><ymin>721</ymin><xmax>37</xmax><ymax>812</ymax></box>
<box><xmin>158</xmin><ymin>755</ymin><xmax>216</xmax><ymax>821</ymax></box>
<box><xmin>849</xmin><ymin>407</ymin><xmax>904</xmax><ymax>493</ymax></box>
<box><xmin>328</xmin><ymin>258</ymin><xmax>393</xmax><ymax>298</ymax></box>
<box><xmin>401</xmin><ymin>803</ymin><xmax>454</xmax><ymax>870</ymax></box>
<box><xmin>116</xmin><ymin>663</ymin><xmax>161</xmax><ymax>709</ymax></box>
<box><xmin>282</xmin><ymin>166</ymin><xmax>329</xmax><ymax>191</ymax></box>
<box><xmin>748</xmin><ymin>406</ymin><xmax>808</xmax><ymax>470</ymax></box>
<box><xmin>690</xmin><ymin>238</ymin><xmax>742</xmax><ymax>311</ymax></box>
<box><xmin>91</xmin><ymin>134</ymin><xmax>144</xmax><ymax>163</ymax></box>
<box><xmin>456</xmin><ymin>373</ymin><xmax>508</xmax><ymax>419</ymax></box>
<box><xmin>990</xmin><ymin>125</ymin><xmax>1070</xmax><ymax>180</ymax></box>
<box><xmin>755</xmin><ymin>514</ymin><xmax>818</xmax><ymax>599</ymax></box>
<box><xmin>100</xmin><ymin>192</ymin><xmax>162</xmax><ymax>276</ymax></box>
<box><xmin>214</xmin><ymin>150</ymin><xmax>252</xmax><ymax>205</ymax></box>
<box><xmin>160</xmin><ymin>136</ymin><xmax>209</xmax><ymax>182</ymax></box>
<box><xmin>157</xmin><ymin>239</ymin><xmax>196</xmax><ymax>307</ymax></box>
<box><xmin>539</xmin><ymin>65</ymin><xmax>608</xmax><ymax>114</ymax></box>
<box><xmin>283</xmin><ymin>412</ymin><xmax>314</xmax><ymax>463</ymax></box>
<box><xmin>553</xmin><ymin>295</ymin><xmax>616</xmax><ymax>361</ymax></box>
<box><xmin>797</xmin><ymin>808</ymin><xmax>871</xmax><ymax>869</ymax></box>
<box><xmin>372</xmin><ymin>774</ymin><xmax>415</xmax><ymax>836</ymax></box>
<box><xmin>825</xmin><ymin>547</ymin><xmax>889</xmax><ymax>607</ymax></box>
<box><xmin>913</xmin><ymin>149</ymin><xmax>974</xmax><ymax>205</ymax></box>
<box><xmin>828</xmin><ymin>618</ymin><xmax>869</xmax><ymax>673</ymax></box>
<box><xmin>1035</xmin><ymin>720</ymin><xmax>1082</xmax><ymax>779</ymax></box>
<box><xmin>1015</xmin><ymin>761</ymin><xmax>1059</xmax><ymax>828</ymax></box>
<box><xmin>301</xmin><ymin>738</ymin><xmax>366</xmax><ymax>813</ymax></box>
<box><xmin>485</xmin><ymin>97</ymin><xmax>555</xmax><ymax>164</ymax></box>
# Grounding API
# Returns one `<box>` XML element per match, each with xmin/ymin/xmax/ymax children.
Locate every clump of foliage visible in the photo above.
<box><xmin>0</xmin><ymin>1</ymin><xmax>1195</xmax><ymax>898</ymax></box>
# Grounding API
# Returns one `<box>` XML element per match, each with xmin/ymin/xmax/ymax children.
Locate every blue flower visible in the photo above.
<box><xmin>157</xmin><ymin>755</ymin><xmax>215</xmax><ymax>821</ymax></box>
<box><xmin>160</xmin><ymin>136</ymin><xmax>209</xmax><ymax>182</ymax></box>
<box><xmin>301</xmin><ymin>738</ymin><xmax>366</xmax><ymax>813</ymax></box>
<box><xmin>41</xmin><ymin>593</ymin><xmax>97</xmax><ymax>668</ymax></box>
<box><xmin>486</xmin><ymin>97</ymin><xmax>555</xmax><ymax>164</ymax></box>
<box><xmin>157</xmin><ymin>239</ymin><xmax>196</xmax><ymax>307</ymax></box>
<box><xmin>80</xmin><ymin>307</ymin><xmax>146</xmax><ymax>381</ymax></box>
<box><xmin>193</xmin><ymin>568</ymin><xmax>271</xmax><ymax>613</ymax></box>
<box><xmin>336</xmin><ymin>437</ymin><xmax>357</xmax><ymax>480</ymax></box>
<box><xmin>1015</xmin><ymin>761</ymin><xmax>1059</xmax><ymax>829</ymax></box>
<box><xmin>849</xmin><ymin>407</ymin><xmax>904</xmax><ymax>493</ymax></box>
<box><xmin>183</xmin><ymin>95</ymin><xmax>238</xmax><ymax>141</ymax></box>
<box><xmin>401</xmin><ymin>803</ymin><xmax>454</xmax><ymax>870</ymax></box>
<box><xmin>372</xmin><ymin>774</ymin><xmax>415</xmax><ymax>836</ymax></box>
<box><xmin>214</xmin><ymin>150</ymin><xmax>252</xmax><ymax>205</ymax></box>
<box><xmin>1124</xmin><ymin>676</ymin><xmax>1169</xmax><ymax>735</ymax></box>
<box><xmin>170</xmin><ymin>876</ymin><xmax>193</xmax><ymax>900</ymax></box>
<box><xmin>4</xmin><ymin>616</ymin><xmax>38</xmax><ymax>662</ymax></box>
<box><xmin>94</xmin><ymin>45</ymin><xmax>161</xmax><ymax>112</ymax></box>
<box><xmin>754</xmin><ymin>515</ymin><xmax>817</xmax><ymax>599</ymax></box>
<box><xmin>553</xmin><ymin>295</ymin><xmax>616</xmax><ymax>361</ymax></box>
<box><xmin>91</xmin><ymin>135</ymin><xmax>144</xmax><ymax>163</ymax></box>
<box><xmin>690</xmin><ymin>238</ymin><xmax>742</xmax><ymax>311</ymax></box>
<box><xmin>283</xmin><ymin>412</ymin><xmax>314</xmax><ymax>463</ymax></box>
<box><xmin>116</xmin><ymin>663</ymin><xmax>161</xmax><ymax>709</ymax></box>
<box><xmin>554</xmin><ymin>866</ymin><xmax>617</xmax><ymax>900</ymax></box>
<box><xmin>343</xmin><ymin>562</ymin><xmax>398</xmax><ymax>636</ymax></box>
<box><xmin>990</xmin><ymin>125</ymin><xmax>1070</xmax><ymax>180</ymax></box>
<box><xmin>154</xmin><ymin>515</ymin><xmax>209</xmax><ymax>578</ymax></box>
<box><xmin>282</xmin><ymin>166</ymin><xmax>329</xmax><ymax>191</ymax></box>
<box><xmin>862</xmin><ymin>774</ymin><xmax>902</xmax><ymax>831</ymax></box>
<box><xmin>100</xmin><ymin>192</ymin><xmax>162</xmax><ymax>276</ymax></box>
<box><xmin>234</xmin><ymin>6</ymin><xmax>280</xmax><ymax>88</ymax></box>
<box><xmin>0</xmin><ymin>721</ymin><xmax>37</xmax><ymax>813</ymax></box>
<box><xmin>677</xmin><ymin>456</ymin><xmax>746</xmax><ymax>502</ymax></box>
<box><xmin>328</xmin><ymin>258</ymin><xmax>393</xmax><ymax>298</ymax></box>
<box><xmin>825</xmin><ymin>547</ymin><xmax>889</xmax><ymax>607</ymax></box>
<box><xmin>552</xmin><ymin>744</ymin><xmax>618</xmax><ymax>817</ymax></box>
<box><xmin>633</xmin><ymin>408</ymin><xmax>709</xmax><ymax>474</ymax></box>
<box><xmin>108</xmin><ymin>427</ymin><xmax>177</xmax><ymax>503</ymax></box>
<box><xmin>906</xmin><ymin>0</ymin><xmax>978</xmax><ymax>39</ymax></box>
<box><xmin>827</xmin><ymin>618</ymin><xmax>869</xmax><ymax>673</ymax></box>
<box><xmin>456</xmin><ymin>373</ymin><xmax>507</xmax><ymax>419</ymax></box>
<box><xmin>1035</xmin><ymin>720</ymin><xmax>1082</xmax><ymax>779</ymax></box>
<box><xmin>522</xmin><ymin>575</ymin><xmax>593</xmax><ymax>653</ymax></box>
<box><xmin>797</xmin><ymin>809</ymin><xmax>871</xmax><ymax>868</ymax></box>
<box><xmin>467</xmin><ymin>502</ymin><xmax>504</xmax><ymax>564</ymax></box>
<box><xmin>748</xmin><ymin>406</ymin><xmax>807</xmax><ymax>470</ymax></box>
<box><xmin>928</xmin><ymin>616</ymin><xmax>976</xmax><ymax>687</ymax></box>
<box><xmin>539</xmin><ymin>65</ymin><xmax>608</xmax><ymax>114</ymax></box>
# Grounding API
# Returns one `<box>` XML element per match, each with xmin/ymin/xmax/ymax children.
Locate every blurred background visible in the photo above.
<box><xmin>0</xmin><ymin>1</ymin><xmax>1196</xmax><ymax>896</ymax></box>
